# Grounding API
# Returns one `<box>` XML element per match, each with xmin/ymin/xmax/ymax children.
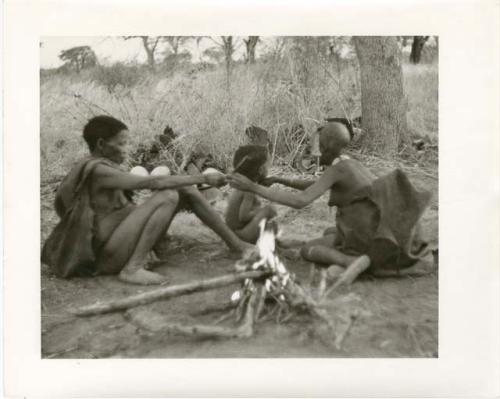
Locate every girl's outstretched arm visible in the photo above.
<box><xmin>93</xmin><ymin>164</ymin><xmax>225</xmax><ymax>191</ymax></box>
<box><xmin>228</xmin><ymin>167</ymin><xmax>338</xmax><ymax>209</ymax></box>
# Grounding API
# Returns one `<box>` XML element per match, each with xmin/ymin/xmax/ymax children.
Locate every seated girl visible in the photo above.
<box><xmin>42</xmin><ymin>115</ymin><xmax>251</xmax><ymax>286</ymax></box>
<box><xmin>227</xmin><ymin>121</ymin><xmax>433</xmax><ymax>283</ymax></box>
<box><xmin>225</xmin><ymin>145</ymin><xmax>277</xmax><ymax>243</ymax></box>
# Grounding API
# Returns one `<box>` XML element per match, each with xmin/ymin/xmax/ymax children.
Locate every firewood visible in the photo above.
<box><xmin>323</xmin><ymin>255</ymin><xmax>371</xmax><ymax>299</ymax></box>
<box><xmin>129</xmin><ymin>284</ymin><xmax>259</xmax><ymax>339</ymax></box>
<box><xmin>72</xmin><ymin>270</ymin><xmax>271</xmax><ymax>317</ymax></box>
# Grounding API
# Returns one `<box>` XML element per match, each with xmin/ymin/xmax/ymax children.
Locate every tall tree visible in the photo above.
<box><xmin>207</xmin><ymin>36</ymin><xmax>237</xmax><ymax>89</ymax></box>
<box><xmin>59</xmin><ymin>46</ymin><xmax>98</xmax><ymax>73</ymax></box>
<box><xmin>243</xmin><ymin>36</ymin><xmax>259</xmax><ymax>64</ymax></box>
<box><xmin>123</xmin><ymin>36</ymin><xmax>162</xmax><ymax>69</ymax></box>
<box><xmin>221</xmin><ymin>36</ymin><xmax>235</xmax><ymax>76</ymax></box>
<box><xmin>410</xmin><ymin>36</ymin><xmax>430</xmax><ymax>64</ymax></box>
<box><xmin>353</xmin><ymin>36</ymin><xmax>409</xmax><ymax>157</ymax></box>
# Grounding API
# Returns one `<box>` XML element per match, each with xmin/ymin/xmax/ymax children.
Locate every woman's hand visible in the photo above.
<box><xmin>261</xmin><ymin>175</ymin><xmax>277</xmax><ymax>187</ymax></box>
<box><xmin>227</xmin><ymin>173</ymin><xmax>256</xmax><ymax>192</ymax></box>
<box><xmin>203</xmin><ymin>172</ymin><xmax>227</xmax><ymax>187</ymax></box>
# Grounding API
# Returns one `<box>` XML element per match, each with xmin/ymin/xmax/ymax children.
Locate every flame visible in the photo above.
<box><xmin>237</xmin><ymin>219</ymin><xmax>291</xmax><ymax>295</ymax></box>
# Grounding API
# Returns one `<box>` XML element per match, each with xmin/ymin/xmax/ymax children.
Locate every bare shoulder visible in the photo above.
<box><xmin>330</xmin><ymin>157</ymin><xmax>364</xmax><ymax>173</ymax></box>
<box><xmin>92</xmin><ymin>162</ymin><xmax>123</xmax><ymax>178</ymax></box>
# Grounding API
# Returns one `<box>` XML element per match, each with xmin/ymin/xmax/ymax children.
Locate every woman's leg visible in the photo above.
<box><xmin>300</xmin><ymin>235</ymin><xmax>358</xmax><ymax>267</ymax></box>
<box><xmin>95</xmin><ymin>189</ymin><xmax>179</xmax><ymax>285</ymax></box>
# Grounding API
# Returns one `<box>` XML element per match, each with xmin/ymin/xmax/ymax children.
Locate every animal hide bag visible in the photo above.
<box><xmin>42</xmin><ymin>157</ymin><xmax>112</xmax><ymax>278</ymax></box>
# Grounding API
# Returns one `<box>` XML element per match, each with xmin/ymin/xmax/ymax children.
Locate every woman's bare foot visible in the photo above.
<box><xmin>326</xmin><ymin>265</ymin><xmax>345</xmax><ymax>282</ymax></box>
<box><xmin>119</xmin><ymin>267</ymin><xmax>168</xmax><ymax>285</ymax></box>
<box><xmin>277</xmin><ymin>238</ymin><xmax>305</xmax><ymax>249</ymax></box>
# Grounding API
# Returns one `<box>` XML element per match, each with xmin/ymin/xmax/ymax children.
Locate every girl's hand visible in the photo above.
<box><xmin>203</xmin><ymin>172</ymin><xmax>227</xmax><ymax>187</ymax></box>
<box><xmin>227</xmin><ymin>173</ymin><xmax>256</xmax><ymax>192</ymax></box>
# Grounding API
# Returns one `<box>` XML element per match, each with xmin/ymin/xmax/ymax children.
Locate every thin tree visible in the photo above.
<box><xmin>123</xmin><ymin>36</ymin><xmax>163</xmax><ymax>69</ymax></box>
<box><xmin>243</xmin><ymin>36</ymin><xmax>259</xmax><ymax>64</ymax></box>
<box><xmin>208</xmin><ymin>36</ymin><xmax>237</xmax><ymax>89</ymax></box>
<box><xmin>410</xmin><ymin>36</ymin><xmax>430</xmax><ymax>64</ymax></box>
<box><xmin>221</xmin><ymin>36</ymin><xmax>235</xmax><ymax>78</ymax></box>
<box><xmin>353</xmin><ymin>36</ymin><xmax>409</xmax><ymax>157</ymax></box>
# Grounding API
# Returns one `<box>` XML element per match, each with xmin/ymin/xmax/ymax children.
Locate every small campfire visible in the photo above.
<box><xmin>72</xmin><ymin>220</ymin><xmax>361</xmax><ymax>348</ymax></box>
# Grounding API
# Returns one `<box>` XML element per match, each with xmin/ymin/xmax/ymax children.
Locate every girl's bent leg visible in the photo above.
<box><xmin>95</xmin><ymin>189</ymin><xmax>179</xmax><ymax>284</ymax></box>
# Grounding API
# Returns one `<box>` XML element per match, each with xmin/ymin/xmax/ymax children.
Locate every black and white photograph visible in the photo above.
<box><xmin>3</xmin><ymin>0</ymin><xmax>499</xmax><ymax>397</ymax></box>
<box><xmin>39</xmin><ymin>35</ymin><xmax>439</xmax><ymax>358</ymax></box>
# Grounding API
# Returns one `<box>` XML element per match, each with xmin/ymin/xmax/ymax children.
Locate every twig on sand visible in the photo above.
<box><xmin>71</xmin><ymin>270</ymin><xmax>271</xmax><ymax>317</ymax></box>
<box><xmin>334</xmin><ymin>311</ymin><xmax>358</xmax><ymax>350</ymax></box>
<box><xmin>129</xmin><ymin>287</ymin><xmax>260</xmax><ymax>339</ymax></box>
<box><xmin>190</xmin><ymin>301</ymin><xmax>237</xmax><ymax>317</ymax></box>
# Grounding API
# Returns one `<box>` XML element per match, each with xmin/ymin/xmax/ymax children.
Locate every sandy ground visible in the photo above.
<box><xmin>41</xmin><ymin>163</ymin><xmax>438</xmax><ymax>358</ymax></box>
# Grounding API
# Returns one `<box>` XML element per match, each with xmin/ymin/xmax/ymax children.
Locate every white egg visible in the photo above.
<box><xmin>202</xmin><ymin>167</ymin><xmax>221</xmax><ymax>175</ymax></box>
<box><xmin>151</xmin><ymin>166</ymin><xmax>171</xmax><ymax>176</ymax></box>
<box><xmin>130</xmin><ymin>166</ymin><xmax>149</xmax><ymax>177</ymax></box>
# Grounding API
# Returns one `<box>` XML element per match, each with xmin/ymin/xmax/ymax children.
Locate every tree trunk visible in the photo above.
<box><xmin>353</xmin><ymin>36</ymin><xmax>409</xmax><ymax>157</ymax></box>
<box><xmin>141</xmin><ymin>36</ymin><xmax>156</xmax><ymax>69</ymax></box>
<box><xmin>222</xmin><ymin>36</ymin><xmax>234</xmax><ymax>90</ymax></box>
<box><xmin>245</xmin><ymin>36</ymin><xmax>259</xmax><ymax>64</ymax></box>
<box><xmin>410</xmin><ymin>36</ymin><xmax>429</xmax><ymax>64</ymax></box>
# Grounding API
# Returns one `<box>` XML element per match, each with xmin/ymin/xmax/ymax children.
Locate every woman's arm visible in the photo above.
<box><xmin>228</xmin><ymin>167</ymin><xmax>338</xmax><ymax>209</ymax></box>
<box><xmin>266</xmin><ymin>176</ymin><xmax>316</xmax><ymax>190</ymax></box>
<box><xmin>93</xmin><ymin>164</ymin><xmax>225</xmax><ymax>191</ymax></box>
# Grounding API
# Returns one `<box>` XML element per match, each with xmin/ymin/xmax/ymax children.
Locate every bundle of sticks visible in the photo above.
<box><xmin>72</xmin><ymin>220</ymin><xmax>355</xmax><ymax>346</ymax></box>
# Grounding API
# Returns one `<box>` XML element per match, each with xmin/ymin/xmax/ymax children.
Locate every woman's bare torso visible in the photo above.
<box><xmin>327</xmin><ymin>158</ymin><xmax>377</xmax><ymax>207</ymax></box>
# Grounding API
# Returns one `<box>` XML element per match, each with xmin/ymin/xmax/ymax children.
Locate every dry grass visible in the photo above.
<box><xmin>40</xmin><ymin>60</ymin><xmax>438</xmax><ymax>183</ymax></box>
<box><xmin>403</xmin><ymin>62</ymin><xmax>439</xmax><ymax>139</ymax></box>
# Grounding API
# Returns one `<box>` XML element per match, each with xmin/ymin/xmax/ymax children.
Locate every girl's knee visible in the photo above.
<box><xmin>178</xmin><ymin>185</ymin><xmax>198</xmax><ymax>196</ymax></box>
<box><xmin>300</xmin><ymin>244</ymin><xmax>314</xmax><ymax>261</ymax></box>
<box><xmin>154</xmin><ymin>189</ymin><xmax>179</xmax><ymax>206</ymax></box>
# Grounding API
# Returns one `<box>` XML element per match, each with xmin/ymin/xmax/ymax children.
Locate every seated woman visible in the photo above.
<box><xmin>225</xmin><ymin>145</ymin><xmax>277</xmax><ymax>243</ymax></box>
<box><xmin>227</xmin><ymin>121</ymin><xmax>433</xmax><ymax>284</ymax></box>
<box><xmin>42</xmin><ymin>115</ymin><xmax>251</xmax><ymax>286</ymax></box>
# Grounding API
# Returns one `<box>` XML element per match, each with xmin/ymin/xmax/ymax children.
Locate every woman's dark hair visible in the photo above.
<box><xmin>83</xmin><ymin>115</ymin><xmax>128</xmax><ymax>151</ymax></box>
<box><xmin>233</xmin><ymin>145</ymin><xmax>268</xmax><ymax>181</ymax></box>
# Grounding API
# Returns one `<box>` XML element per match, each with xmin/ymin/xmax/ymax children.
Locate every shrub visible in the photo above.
<box><xmin>91</xmin><ymin>63</ymin><xmax>143</xmax><ymax>92</ymax></box>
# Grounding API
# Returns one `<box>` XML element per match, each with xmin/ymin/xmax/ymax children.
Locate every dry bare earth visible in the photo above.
<box><xmin>41</xmin><ymin>161</ymin><xmax>438</xmax><ymax>358</ymax></box>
